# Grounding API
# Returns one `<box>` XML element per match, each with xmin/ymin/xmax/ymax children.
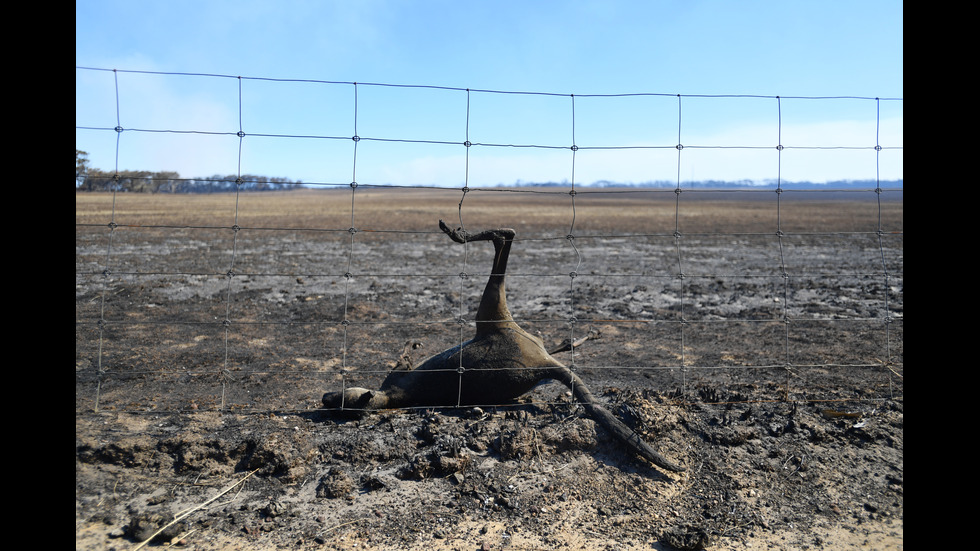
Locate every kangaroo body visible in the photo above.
<box><xmin>322</xmin><ymin>221</ymin><xmax>685</xmax><ymax>473</ymax></box>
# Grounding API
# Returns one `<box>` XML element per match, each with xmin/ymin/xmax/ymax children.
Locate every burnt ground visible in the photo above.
<box><xmin>76</xmin><ymin>190</ymin><xmax>903</xmax><ymax>550</ymax></box>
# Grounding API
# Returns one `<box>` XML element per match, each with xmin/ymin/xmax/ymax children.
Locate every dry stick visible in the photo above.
<box><xmin>547</xmin><ymin>329</ymin><xmax>599</xmax><ymax>355</ymax></box>
<box><xmin>131</xmin><ymin>469</ymin><xmax>259</xmax><ymax>551</ymax></box>
<box><xmin>316</xmin><ymin>519</ymin><xmax>363</xmax><ymax>538</ymax></box>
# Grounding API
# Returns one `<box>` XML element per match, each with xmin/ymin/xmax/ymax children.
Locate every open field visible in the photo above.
<box><xmin>74</xmin><ymin>186</ymin><xmax>902</xmax><ymax>233</ymax></box>
<box><xmin>76</xmin><ymin>188</ymin><xmax>903</xmax><ymax>550</ymax></box>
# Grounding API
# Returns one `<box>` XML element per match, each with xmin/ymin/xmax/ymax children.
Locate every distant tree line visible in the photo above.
<box><xmin>75</xmin><ymin>150</ymin><xmax>303</xmax><ymax>193</ymax></box>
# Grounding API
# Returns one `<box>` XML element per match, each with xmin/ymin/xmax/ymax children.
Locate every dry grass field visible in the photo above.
<box><xmin>76</xmin><ymin>188</ymin><xmax>902</xmax><ymax>550</ymax></box>
<box><xmin>74</xmin><ymin>186</ymin><xmax>901</xmax><ymax>233</ymax></box>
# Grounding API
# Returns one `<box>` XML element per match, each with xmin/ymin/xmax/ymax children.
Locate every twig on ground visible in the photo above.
<box><xmin>316</xmin><ymin>519</ymin><xmax>362</xmax><ymax>538</ymax></box>
<box><xmin>131</xmin><ymin>469</ymin><xmax>259</xmax><ymax>551</ymax></box>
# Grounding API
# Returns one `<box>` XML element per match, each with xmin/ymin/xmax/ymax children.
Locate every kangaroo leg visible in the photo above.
<box><xmin>555</xmin><ymin>367</ymin><xmax>686</xmax><ymax>472</ymax></box>
<box><xmin>321</xmin><ymin>387</ymin><xmax>389</xmax><ymax>411</ymax></box>
<box><xmin>439</xmin><ymin>220</ymin><xmax>518</xmax><ymax>335</ymax></box>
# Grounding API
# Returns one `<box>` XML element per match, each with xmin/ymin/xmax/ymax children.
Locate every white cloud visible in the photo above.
<box><xmin>77</xmin><ymin>65</ymin><xmax>243</xmax><ymax>176</ymax></box>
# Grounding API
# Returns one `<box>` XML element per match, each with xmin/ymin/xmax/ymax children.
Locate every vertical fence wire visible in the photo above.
<box><xmin>774</xmin><ymin>96</ymin><xmax>792</xmax><ymax>399</ymax></box>
<box><xmin>91</xmin><ymin>69</ymin><xmax>125</xmax><ymax>412</ymax></box>
<box><xmin>566</xmin><ymin>93</ymin><xmax>581</xmax><ymax>393</ymax></box>
<box><xmin>672</xmin><ymin>94</ymin><xmax>690</xmax><ymax>396</ymax></box>
<box><xmin>338</xmin><ymin>82</ymin><xmax>362</xmax><ymax>409</ymax></box>
<box><xmin>218</xmin><ymin>76</ymin><xmax>246</xmax><ymax>409</ymax></box>
<box><xmin>454</xmin><ymin>88</ymin><xmax>473</xmax><ymax>408</ymax></box>
<box><xmin>873</xmin><ymin>97</ymin><xmax>900</xmax><ymax>396</ymax></box>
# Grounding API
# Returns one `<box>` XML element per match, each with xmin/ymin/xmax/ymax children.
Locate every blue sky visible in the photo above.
<box><xmin>76</xmin><ymin>1</ymin><xmax>903</xmax><ymax>187</ymax></box>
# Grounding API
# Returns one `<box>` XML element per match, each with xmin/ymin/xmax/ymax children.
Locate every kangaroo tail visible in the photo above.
<box><xmin>557</xmin><ymin>367</ymin><xmax>686</xmax><ymax>473</ymax></box>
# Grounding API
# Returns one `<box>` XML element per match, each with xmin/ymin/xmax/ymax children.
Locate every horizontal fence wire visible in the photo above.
<box><xmin>75</xmin><ymin>67</ymin><xmax>903</xmax><ymax>415</ymax></box>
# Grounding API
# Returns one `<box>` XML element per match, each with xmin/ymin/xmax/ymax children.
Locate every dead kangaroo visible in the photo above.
<box><xmin>322</xmin><ymin>220</ymin><xmax>685</xmax><ymax>473</ymax></box>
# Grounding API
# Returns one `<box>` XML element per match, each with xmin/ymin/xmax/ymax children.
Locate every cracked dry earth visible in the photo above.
<box><xmin>76</xmin><ymin>189</ymin><xmax>903</xmax><ymax>550</ymax></box>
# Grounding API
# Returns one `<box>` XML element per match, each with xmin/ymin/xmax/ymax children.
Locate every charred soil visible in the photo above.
<box><xmin>76</xmin><ymin>190</ymin><xmax>903</xmax><ymax>550</ymax></box>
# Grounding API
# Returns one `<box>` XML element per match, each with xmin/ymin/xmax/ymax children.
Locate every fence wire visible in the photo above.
<box><xmin>75</xmin><ymin>67</ymin><xmax>903</xmax><ymax>415</ymax></box>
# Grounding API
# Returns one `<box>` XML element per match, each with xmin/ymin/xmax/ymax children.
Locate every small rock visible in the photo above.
<box><xmin>660</xmin><ymin>524</ymin><xmax>712</xmax><ymax>550</ymax></box>
<box><xmin>126</xmin><ymin>513</ymin><xmax>183</xmax><ymax>543</ymax></box>
<box><xmin>316</xmin><ymin>469</ymin><xmax>354</xmax><ymax>499</ymax></box>
<box><xmin>264</xmin><ymin>500</ymin><xmax>287</xmax><ymax>518</ymax></box>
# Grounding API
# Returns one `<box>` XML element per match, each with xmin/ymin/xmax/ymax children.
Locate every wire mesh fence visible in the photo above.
<box><xmin>75</xmin><ymin>67</ymin><xmax>903</xmax><ymax>416</ymax></box>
